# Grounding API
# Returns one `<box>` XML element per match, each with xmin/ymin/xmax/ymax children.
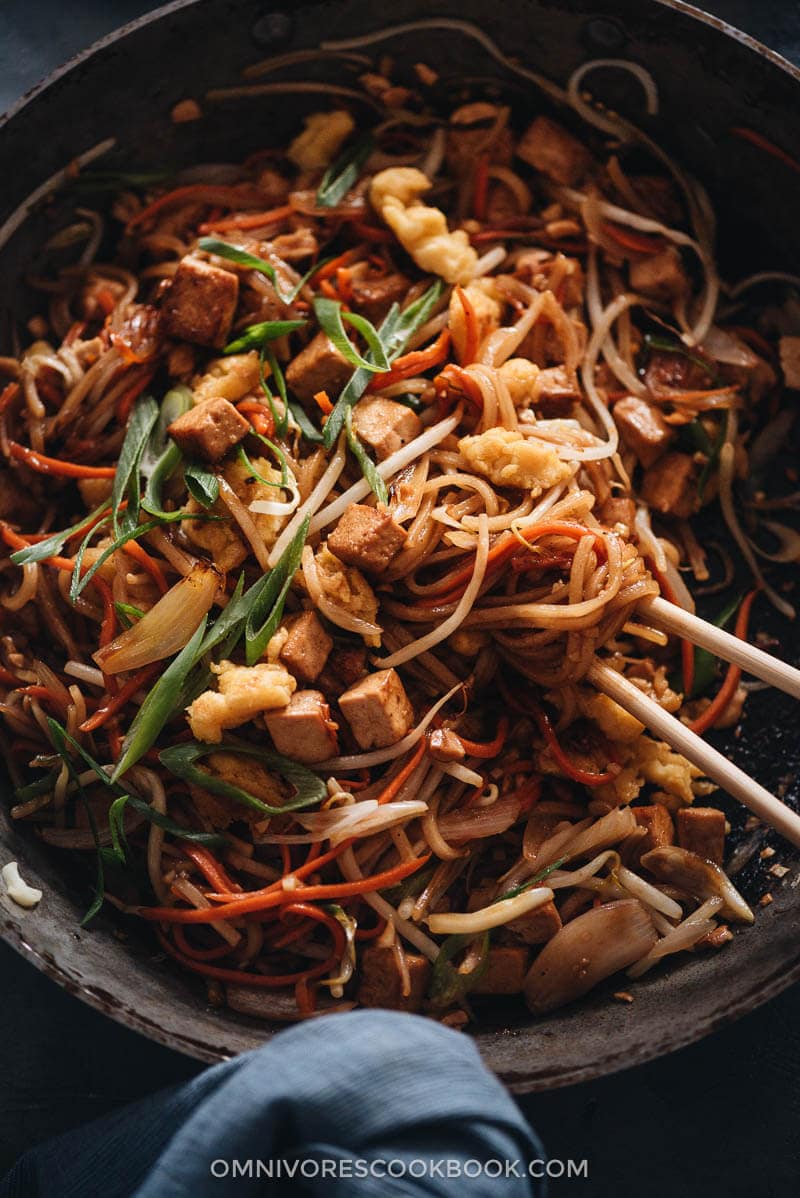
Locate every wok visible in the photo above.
<box><xmin>0</xmin><ymin>0</ymin><xmax>799</xmax><ymax>1091</ymax></box>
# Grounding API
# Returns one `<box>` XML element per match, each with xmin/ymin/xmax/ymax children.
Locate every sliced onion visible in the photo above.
<box><xmin>94</xmin><ymin>564</ymin><xmax>219</xmax><ymax>674</ymax></box>
<box><xmin>700</xmin><ymin>326</ymin><xmax>759</xmax><ymax>368</ymax></box>
<box><xmin>627</xmin><ymin>896</ymin><xmax>723</xmax><ymax>978</ymax></box>
<box><xmin>437</xmin><ymin>794</ymin><xmax>521</xmax><ymax>842</ymax></box>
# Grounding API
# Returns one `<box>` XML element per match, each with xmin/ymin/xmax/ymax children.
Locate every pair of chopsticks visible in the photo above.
<box><xmin>587</xmin><ymin>595</ymin><xmax>800</xmax><ymax>848</ymax></box>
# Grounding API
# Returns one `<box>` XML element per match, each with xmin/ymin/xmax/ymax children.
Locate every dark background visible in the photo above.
<box><xmin>1</xmin><ymin>2</ymin><xmax>799</xmax><ymax>1195</ymax></box>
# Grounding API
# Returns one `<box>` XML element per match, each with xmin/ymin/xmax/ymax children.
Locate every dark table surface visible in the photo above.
<box><xmin>2</xmin><ymin>2</ymin><xmax>800</xmax><ymax>1194</ymax></box>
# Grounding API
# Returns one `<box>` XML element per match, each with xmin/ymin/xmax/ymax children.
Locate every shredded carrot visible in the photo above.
<box><xmin>19</xmin><ymin>685</ymin><xmax>70</xmax><ymax>713</ymax></box>
<box><xmin>319</xmin><ymin>277</ymin><xmax>340</xmax><ymax>301</ymax></box>
<box><xmin>376</xmin><ymin>739</ymin><xmax>426</xmax><ymax>806</ymax></box>
<box><xmin>472</xmin><ymin>155</ymin><xmax>490</xmax><ymax>221</ymax></box>
<box><xmin>116</xmin><ymin>367</ymin><xmax>157</xmax><ymax>424</ymax></box>
<box><xmin>335</xmin><ymin>266</ymin><xmax>353</xmax><ymax>303</ymax></box>
<box><xmin>140</xmin><ymin>854</ymin><xmax>431</xmax><ymax>921</ymax></box>
<box><xmin>348</xmin><ymin>220</ymin><xmax>394</xmax><ymax>244</ymax></box>
<box><xmin>313</xmin><ymin>389</ymin><xmax>334</xmax><ymax>416</ymax></box>
<box><xmin>157</xmin><ymin>931</ymin><xmax>339</xmax><ymax>987</ymax></box>
<box><xmin>367</xmin><ymin>328</ymin><xmax>451</xmax><ymax>393</ymax></box>
<box><xmin>456</xmin><ymin>716</ymin><xmax>508</xmax><ymax>759</ymax></box>
<box><xmin>80</xmin><ymin>665</ymin><xmax>159</xmax><ymax>732</ymax></box>
<box><xmin>121</xmin><ymin>538</ymin><xmax>169</xmax><ymax>594</ymax></box>
<box><xmin>181</xmin><ymin>843</ymin><xmax>243</xmax><ymax>894</ymax></box>
<box><xmin>126</xmin><ymin>184</ymin><xmax>260</xmax><ymax>229</ymax></box>
<box><xmin>197</xmin><ymin>203</ymin><xmax>294</xmax><ymax>233</ymax></box>
<box><xmin>313</xmin><ymin>249</ymin><xmax>357</xmax><ymax>282</ymax></box>
<box><xmin>294</xmin><ymin>977</ymin><xmax>317</xmax><ymax>1016</ymax></box>
<box><xmin>511</xmin><ymin>776</ymin><xmax>542</xmax><ymax>814</ymax></box>
<box><xmin>730</xmin><ymin>127</ymin><xmax>800</xmax><ymax>177</ymax></box>
<box><xmin>434</xmin><ymin>363</ymin><xmax>484</xmax><ymax>415</ymax></box>
<box><xmin>602</xmin><ymin>222</ymin><xmax>664</xmax><ymax>254</ymax></box>
<box><xmin>533</xmin><ymin>707</ymin><xmax>616</xmax><ymax>788</ymax></box>
<box><xmin>236</xmin><ymin>399</ymin><xmax>275</xmax><ymax>438</ymax></box>
<box><xmin>7</xmin><ymin>441</ymin><xmax>116</xmax><ymax>479</ymax></box>
<box><xmin>455</xmin><ymin>285</ymin><xmax>479</xmax><ymax>365</ymax></box>
<box><xmin>690</xmin><ymin>589</ymin><xmax>757</xmax><ymax>735</ymax></box>
<box><xmin>172</xmin><ymin>927</ymin><xmax>233</xmax><ymax>961</ymax></box>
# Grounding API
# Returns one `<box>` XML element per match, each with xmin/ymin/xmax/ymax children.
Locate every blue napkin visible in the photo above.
<box><xmin>2</xmin><ymin>1010</ymin><xmax>544</xmax><ymax>1197</ymax></box>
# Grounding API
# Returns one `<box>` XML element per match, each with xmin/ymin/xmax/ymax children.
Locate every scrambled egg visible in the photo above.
<box><xmin>577</xmin><ymin>690</ymin><xmax>644</xmax><ymax>743</ymax></box>
<box><xmin>288</xmin><ymin>110</ymin><xmax>355</xmax><ymax>171</ymax></box>
<box><xmin>448</xmin><ymin>281</ymin><xmax>502</xmax><ymax>361</ymax></box>
<box><xmin>314</xmin><ymin>545</ymin><xmax>380</xmax><ymax>646</ymax></box>
<box><xmin>186</xmin><ymin>455</ymin><xmax>287</xmax><ymax>570</ymax></box>
<box><xmin>369</xmin><ymin>167</ymin><xmax>477</xmax><ymax>285</ymax></box>
<box><xmin>458</xmin><ymin>427</ymin><xmax>572</xmax><ymax>495</ymax></box>
<box><xmin>188</xmin><ymin>659</ymin><xmax>296</xmax><ymax>743</ymax></box>
<box><xmin>191</xmin><ymin>352</ymin><xmax>261</xmax><ymax>405</ymax></box>
<box><xmin>498</xmin><ymin>358</ymin><xmax>540</xmax><ymax>407</ymax></box>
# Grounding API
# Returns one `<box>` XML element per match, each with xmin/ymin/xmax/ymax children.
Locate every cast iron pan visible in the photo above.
<box><xmin>1</xmin><ymin>0</ymin><xmax>799</xmax><ymax>1090</ymax></box>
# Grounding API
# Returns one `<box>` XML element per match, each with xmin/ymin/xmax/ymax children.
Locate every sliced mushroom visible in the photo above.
<box><xmin>524</xmin><ymin>899</ymin><xmax>657</xmax><ymax>1014</ymax></box>
<box><xmin>640</xmin><ymin>845</ymin><xmax>754</xmax><ymax>924</ymax></box>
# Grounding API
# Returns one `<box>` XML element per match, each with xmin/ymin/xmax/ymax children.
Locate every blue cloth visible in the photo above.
<box><xmin>2</xmin><ymin>1010</ymin><xmax>545</xmax><ymax>1197</ymax></box>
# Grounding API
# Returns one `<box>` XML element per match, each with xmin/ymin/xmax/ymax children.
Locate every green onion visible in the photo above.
<box><xmin>287</xmin><ymin>399</ymin><xmax>323</xmax><ymax>443</ymax></box>
<box><xmin>112</xmin><ymin>617</ymin><xmax>209</xmax><ymax>780</ymax></box>
<box><xmin>107</xmin><ymin>792</ymin><xmax>224</xmax><ymax>862</ymax></box>
<box><xmin>141</xmin><ymin>386</ymin><xmax>193</xmax><ymax>518</ymax></box>
<box><xmin>313</xmin><ymin>297</ymin><xmax>389</xmax><ymax>373</ymax></box>
<box><xmin>46</xmin><ymin>717</ymin><xmax>109</xmax><ymax>924</ymax></box>
<box><xmin>429</xmin><ymin>932</ymin><xmax>491</xmax><ymax>1007</ymax></box>
<box><xmin>199</xmin><ymin>239</ymin><xmax>320</xmax><ymax>305</ymax></box>
<box><xmin>316</xmin><ymin>135</ymin><xmax>374</xmax><ymax>208</ymax></box>
<box><xmin>244</xmin><ymin>514</ymin><xmax>309</xmax><ymax>664</ymax></box>
<box><xmin>494</xmin><ymin>857</ymin><xmax>566</xmax><ymax>903</ymax></box>
<box><xmin>322</xmin><ymin>280</ymin><xmax>443</xmax><ymax>448</ymax></box>
<box><xmin>114</xmin><ymin>601</ymin><xmax>145</xmax><ymax>630</ymax></box>
<box><xmin>111</xmin><ymin>395</ymin><xmax>159</xmax><ymax>537</ymax></box>
<box><xmin>224</xmin><ymin>319</ymin><xmax>307</xmax><ymax>354</ymax></box>
<box><xmin>10</xmin><ymin>501</ymin><xmax>110</xmax><ymax>566</ymax></box>
<box><xmin>345</xmin><ymin>408</ymin><xmax>388</xmax><ymax>505</ymax></box>
<box><xmin>70</xmin><ymin>513</ymin><xmax>199</xmax><ymax>601</ymax></box>
<box><xmin>184</xmin><ymin>461</ymin><xmax>220</xmax><ymax>508</ymax></box>
<box><xmin>158</xmin><ymin>739</ymin><xmax>326</xmax><ymax>816</ymax></box>
<box><xmin>698</xmin><ymin>418</ymin><xmax>726</xmax><ymax>502</ymax></box>
<box><xmin>690</xmin><ymin>592</ymin><xmax>744</xmax><ymax>699</ymax></box>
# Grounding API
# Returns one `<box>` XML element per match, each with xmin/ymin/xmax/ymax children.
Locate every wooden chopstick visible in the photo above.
<box><xmin>641</xmin><ymin>595</ymin><xmax>800</xmax><ymax>701</ymax></box>
<box><xmin>588</xmin><ymin>659</ymin><xmax>800</xmax><ymax>849</ymax></box>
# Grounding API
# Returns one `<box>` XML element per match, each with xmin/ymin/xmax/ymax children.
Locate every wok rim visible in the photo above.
<box><xmin>1</xmin><ymin>0</ymin><xmax>799</xmax><ymax>1089</ymax></box>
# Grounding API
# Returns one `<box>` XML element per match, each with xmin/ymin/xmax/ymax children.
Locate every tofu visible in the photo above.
<box><xmin>317</xmin><ymin>644</ymin><xmax>368</xmax><ymax>698</ymax></box>
<box><xmin>471</xmin><ymin>946</ymin><xmax>530</xmax><ymax>996</ymax></box>
<box><xmin>278</xmin><ymin>611</ymin><xmax>332</xmax><ymax>683</ymax></box>
<box><xmin>634</xmin><ymin>805</ymin><xmax>675</xmax><ymax>854</ymax></box>
<box><xmin>779</xmin><ymin>335</ymin><xmax>800</xmax><ymax>389</ymax></box>
<box><xmin>458</xmin><ymin>427</ymin><xmax>572</xmax><ymax>495</ymax></box>
<box><xmin>327</xmin><ymin>504</ymin><xmax>407</xmax><ymax>575</ymax></box>
<box><xmin>264</xmin><ymin>689</ymin><xmax>339</xmax><ymax>763</ymax></box>
<box><xmin>629</xmin><ymin>247</ymin><xmax>688</xmax><ymax>301</ymax></box>
<box><xmin>285</xmin><ymin>332</ymin><xmax>353</xmax><ymax>404</ymax></box>
<box><xmin>535</xmin><ymin>365</ymin><xmax>581</xmax><ymax>417</ymax></box>
<box><xmin>338</xmin><ymin>668</ymin><xmax>414</xmax><ymax>749</ymax></box>
<box><xmin>506</xmin><ymin>899</ymin><xmax>562</xmax><ymax>946</ymax></box>
<box><xmin>677</xmin><ymin>807</ymin><xmax>725</xmax><ymax>866</ymax></box>
<box><xmin>167</xmin><ymin>396</ymin><xmax>250</xmax><ymax>462</ymax></box>
<box><xmin>614</xmin><ymin>395</ymin><xmax>674</xmax><ymax>467</ymax></box>
<box><xmin>640</xmin><ymin>451</ymin><xmax>697</xmax><ymax>518</ymax></box>
<box><xmin>516</xmin><ymin>116</ymin><xmax>593</xmax><ymax>186</ymax></box>
<box><xmin>351</xmin><ymin>396</ymin><xmax>422</xmax><ymax>461</ymax></box>
<box><xmin>599</xmin><ymin>496</ymin><xmax>636</xmax><ymax>531</ymax></box>
<box><xmin>357</xmin><ymin>944</ymin><xmax>431</xmax><ymax>1012</ymax></box>
<box><xmin>188</xmin><ymin>660</ymin><xmax>296</xmax><ymax>743</ymax></box>
<box><xmin>350</xmin><ymin>272</ymin><xmax>410</xmax><ymax>324</ymax></box>
<box><xmin>161</xmin><ymin>257</ymin><xmax>239</xmax><ymax>348</ymax></box>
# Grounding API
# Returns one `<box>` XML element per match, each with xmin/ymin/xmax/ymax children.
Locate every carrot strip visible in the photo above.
<box><xmin>236</xmin><ymin>399</ymin><xmax>275</xmax><ymax>438</ymax></box>
<box><xmin>376</xmin><ymin>739</ymin><xmax>426</xmax><ymax>806</ymax></box>
<box><xmin>348</xmin><ymin>220</ymin><xmax>394</xmax><ymax>244</ymax></box>
<box><xmin>319</xmin><ymin>278</ymin><xmax>340</xmax><ymax>301</ymax></box>
<box><xmin>533</xmin><ymin>707</ymin><xmax>616</xmax><ymax>787</ymax></box>
<box><xmin>313</xmin><ymin>389</ymin><xmax>334</xmax><ymax>415</ymax></box>
<box><xmin>126</xmin><ymin>184</ymin><xmax>260</xmax><ymax>229</ymax></box>
<box><xmin>602</xmin><ymin>222</ymin><xmax>664</xmax><ymax>254</ymax></box>
<box><xmin>157</xmin><ymin>931</ymin><xmax>338</xmax><ymax>987</ymax></box>
<box><xmin>197</xmin><ymin>203</ymin><xmax>294</xmax><ymax>233</ymax></box>
<box><xmin>116</xmin><ymin>367</ymin><xmax>156</xmax><ymax>424</ymax></box>
<box><xmin>121</xmin><ymin>538</ymin><xmax>169</xmax><ymax>594</ymax></box>
<box><xmin>689</xmin><ymin>590</ymin><xmax>757</xmax><ymax>735</ymax></box>
<box><xmin>730</xmin><ymin>127</ymin><xmax>800</xmax><ymax>177</ymax></box>
<box><xmin>7</xmin><ymin>441</ymin><xmax>116</xmax><ymax>479</ymax></box>
<box><xmin>456</xmin><ymin>716</ymin><xmax>508</xmax><ymax>759</ymax></box>
<box><xmin>181</xmin><ymin>843</ymin><xmax>243</xmax><ymax>894</ymax></box>
<box><xmin>19</xmin><ymin>685</ymin><xmax>70</xmax><ymax>713</ymax></box>
<box><xmin>335</xmin><ymin>267</ymin><xmax>353</xmax><ymax>303</ymax></box>
<box><xmin>367</xmin><ymin>329</ymin><xmax>451</xmax><ymax>393</ymax></box>
<box><xmin>138</xmin><ymin>854</ymin><xmax>431</xmax><ymax>921</ymax></box>
<box><xmin>79</xmin><ymin>664</ymin><xmax>160</xmax><ymax>732</ymax></box>
<box><xmin>455</xmin><ymin>285</ymin><xmax>479</xmax><ymax>365</ymax></box>
<box><xmin>172</xmin><ymin>926</ymin><xmax>233</xmax><ymax>961</ymax></box>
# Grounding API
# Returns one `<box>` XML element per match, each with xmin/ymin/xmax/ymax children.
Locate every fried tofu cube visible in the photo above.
<box><xmin>161</xmin><ymin>257</ymin><xmax>239</xmax><ymax>348</ymax></box>
<box><xmin>599</xmin><ymin>496</ymin><xmax>636</xmax><ymax>531</ymax></box>
<box><xmin>338</xmin><ymin>668</ymin><xmax>414</xmax><ymax>749</ymax></box>
<box><xmin>677</xmin><ymin>806</ymin><xmax>725</xmax><ymax>866</ymax></box>
<box><xmin>285</xmin><ymin>332</ymin><xmax>353</xmax><ymax>404</ymax></box>
<box><xmin>516</xmin><ymin>116</ymin><xmax>593</xmax><ymax>185</ymax></box>
<box><xmin>471</xmin><ymin>945</ymin><xmax>530</xmax><ymax>995</ymax></box>
<box><xmin>629</xmin><ymin>247</ymin><xmax>688</xmax><ymax>301</ymax></box>
<box><xmin>350</xmin><ymin>272</ymin><xmax>410</xmax><ymax>324</ymax></box>
<box><xmin>167</xmin><ymin>396</ymin><xmax>250</xmax><ymax>462</ymax></box>
<box><xmin>640</xmin><ymin>451</ymin><xmax>697</xmax><ymax>518</ymax></box>
<box><xmin>506</xmin><ymin>899</ymin><xmax>562</xmax><ymax>946</ymax></box>
<box><xmin>351</xmin><ymin>396</ymin><xmax>423</xmax><ymax>461</ymax></box>
<box><xmin>357</xmin><ymin>944</ymin><xmax>431</xmax><ymax>1012</ymax></box>
<box><xmin>614</xmin><ymin>395</ymin><xmax>674</xmax><ymax>468</ymax></box>
<box><xmin>278</xmin><ymin>611</ymin><xmax>333</xmax><ymax>683</ymax></box>
<box><xmin>327</xmin><ymin>504</ymin><xmax>407</xmax><ymax>575</ymax></box>
<box><xmin>634</xmin><ymin>805</ymin><xmax>675</xmax><ymax>857</ymax></box>
<box><xmin>779</xmin><ymin>336</ymin><xmax>800</xmax><ymax>389</ymax></box>
<box><xmin>264</xmin><ymin>689</ymin><xmax>339</xmax><ymax>763</ymax></box>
